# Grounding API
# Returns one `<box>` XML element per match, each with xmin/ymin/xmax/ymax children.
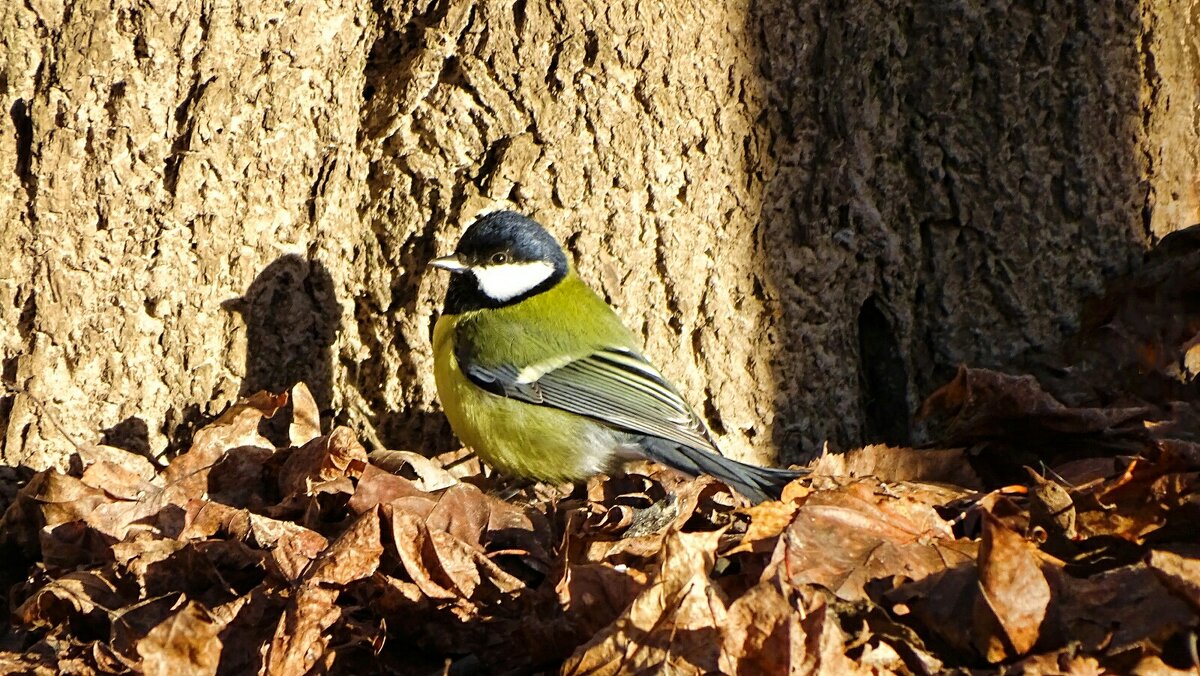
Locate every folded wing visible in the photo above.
<box><xmin>461</xmin><ymin>346</ymin><xmax>720</xmax><ymax>455</ymax></box>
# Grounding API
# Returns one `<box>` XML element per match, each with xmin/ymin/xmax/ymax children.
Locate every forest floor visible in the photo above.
<box><xmin>2</xmin><ymin>228</ymin><xmax>1199</xmax><ymax>675</ymax></box>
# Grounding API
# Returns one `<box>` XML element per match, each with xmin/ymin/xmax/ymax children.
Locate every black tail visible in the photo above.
<box><xmin>637</xmin><ymin>437</ymin><xmax>807</xmax><ymax>504</ymax></box>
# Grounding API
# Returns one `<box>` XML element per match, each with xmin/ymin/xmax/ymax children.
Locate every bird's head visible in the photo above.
<box><xmin>432</xmin><ymin>211</ymin><xmax>570</xmax><ymax>313</ymax></box>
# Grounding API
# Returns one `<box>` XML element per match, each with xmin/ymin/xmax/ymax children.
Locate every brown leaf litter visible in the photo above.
<box><xmin>2</xmin><ymin>230</ymin><xmax>1200</xmax><ymax>673</ymax></box>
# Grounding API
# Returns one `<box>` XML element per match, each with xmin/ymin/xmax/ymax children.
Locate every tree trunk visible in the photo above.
<box><xmin>2</xmin><ymin>0</ymin><xmax>1197</xmax><ymax>471</ymax></box>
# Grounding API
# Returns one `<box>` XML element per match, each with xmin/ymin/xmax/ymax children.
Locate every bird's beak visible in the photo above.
<box><xmin>430</xmin><ymin>254</ymin><xmax>467</xmax><ymax>273</ymax></box>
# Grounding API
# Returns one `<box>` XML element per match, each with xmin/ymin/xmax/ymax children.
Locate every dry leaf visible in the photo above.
<box><xmin>974</xmin><ymin>512</ymin><xmax>1053</xmax><ymax>661</ymax></box>
<box><xmin>810</xmin><ymin>443</ymin><xmax>982</xmax><ymax>488</ymax></box>
<box><xmin>17</xmin><ymin>569</ymin><xmax>125</xmax><ymax>629</ymax></box>
<box><xmin>727</xmin><ymin>498</ymin><xmax>799</xmax><ymax>555</ymax></box>
<box><xmin>348</xmin><ymin>463</ymin><xmax>434</xmax><ymax>514</ymax></box>
<box><xmin>718</xmin><ymin>582</ymin><xmax>799</xmax><ymax>674</ymax></box>
<box><xmin>921</xmin><ymin>366</ymin><xmax>1152</xmax><ymax>440</ymax></box>
<box><xmin>367</xmin><ymin>449</ymin><xmax>460</xmax><ymax>492</ymax></box>
<box><xmin>136</xmin><ymin>599</ymin><xmax>224</xmax><ymax>676</ymax></box>
<box><xmin>1147</xmin><ymin>547</ymin><xmax>1200</xmax><ymax>613</ymax></box>
<box><xmin>562</xmin><ymin>530</ymin><xmax>727</xmax><ymax>675</ymax></box>
<box><xmin>265</xmin><ymin>508</ymin><xmax>383</xmax><ymax>674</ymax></box>
<box><xmin>289</xmin><ymin>382</ymin><xmax>322</xmax><ymax>447</ymax></box>
<box><xmin>76</xmin><ymin>444</ymin><xmax>160</xmax><ymax>482</ymax></box>
<box><xmin>165</xmin><ymin>392</ymin><xmax>282</xmax><ymax>487</ymax></box>
<box><xmin>773</xmin><ymin>478</ymin><xmax>975</xmax><ymax>601</ymax></box>
<box><xmin>278</xmin><ymin>426</ymin><xmax>368</xmax><ymax>498</ymax></box>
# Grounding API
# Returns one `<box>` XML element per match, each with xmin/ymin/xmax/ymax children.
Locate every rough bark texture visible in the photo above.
<box><xmin>1</xmin><ymin>0</ymin><xmax>1197</xmax><ymax>471</ymax></box>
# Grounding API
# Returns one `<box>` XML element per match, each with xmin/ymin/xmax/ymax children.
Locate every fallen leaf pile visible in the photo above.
<box><xmin>1</xmin><ymin>229</ymin><xmax>1199</xmax><ymax>674</ymax></box>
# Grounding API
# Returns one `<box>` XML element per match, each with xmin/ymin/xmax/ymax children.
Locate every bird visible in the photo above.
<box><xmin>429</xmin><ymin>210</ymin><xmax>805</xmax><ymax>503</ymax></box>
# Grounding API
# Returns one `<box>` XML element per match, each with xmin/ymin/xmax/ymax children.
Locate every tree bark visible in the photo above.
<box><xmin>2</xmin><ymin>0</ymin><xmax>1197</xmax><ymax>470</ymax></box>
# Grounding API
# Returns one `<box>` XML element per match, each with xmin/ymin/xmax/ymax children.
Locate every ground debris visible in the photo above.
<box><xmin>3</xmin><ymin>239</ymin><xmax>1200</xmax><ymax>673</ymax></box>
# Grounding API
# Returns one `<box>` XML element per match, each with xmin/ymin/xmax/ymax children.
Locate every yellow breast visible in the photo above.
<box><xmin>432</xmin><ymin>313</ymin><xmax>617</xmax><ymax>482</ymax></box>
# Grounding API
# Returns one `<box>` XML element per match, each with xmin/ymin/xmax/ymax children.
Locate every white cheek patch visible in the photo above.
<box><xmin>472</xmin><ymin>261</ymin><xmax>556</xmax><ymax>302</ymax></box>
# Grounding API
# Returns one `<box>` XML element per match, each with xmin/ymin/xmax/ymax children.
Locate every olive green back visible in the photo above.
<box><xmin>452</xmin><ymin>271</ymin><xmax>640</xmax><ymax>370</ymax></box>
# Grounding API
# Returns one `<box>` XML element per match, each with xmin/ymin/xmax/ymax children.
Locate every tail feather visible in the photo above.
<box><xmin>636</xmin><ymin>437</ymin><xmax>807</xmax><ymax>504</ymax></box>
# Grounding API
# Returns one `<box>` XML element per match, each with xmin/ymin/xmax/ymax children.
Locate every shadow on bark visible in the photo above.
<box><xmin>753</xmin><ymin>1</ymin><xmax>1148</xmax><ymax>461</ymax></box>
<box><xmin>346</xmin><ymin>15</ymin><xmax>463</xmax><ymax>456</ymax></box>
<box><xmin>101</xmin><ymin>416</ymin><xmax>153</xmax><ymax>460</ymax></box>
<box><xmin>229</xmin><ymin>254</ymin><xmax>340</xmax><ymax>447</ymax></box>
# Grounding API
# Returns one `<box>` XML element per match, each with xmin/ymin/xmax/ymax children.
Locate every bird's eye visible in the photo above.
<box><xmin>490</xmin><ymin>252</ymin><xmax>508</xmax><ymax>264</ymax></box>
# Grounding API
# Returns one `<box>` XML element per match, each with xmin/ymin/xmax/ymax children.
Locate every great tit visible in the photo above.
<box><xmin>430</xmin><ymin>211</ymin><xmax>804</xmax><ymax>503</ymax></box>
